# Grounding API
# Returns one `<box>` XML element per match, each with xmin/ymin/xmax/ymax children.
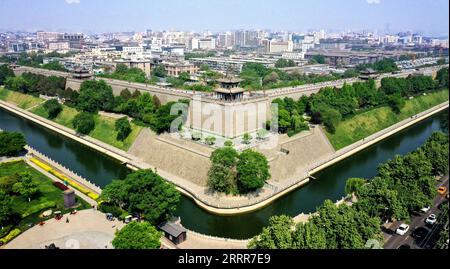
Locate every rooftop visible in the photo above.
<box><xmin>158</xmin><ymin>221</ymin><xmax>187</xmax><ymax>237</ymax></box>
<box><xmin>216</xmin><ymin>77</ymin><xmax>244</xmax><ymax>84</ymax></box>
<box><xmin>214</xmin><ymin>87</ymin><xmax>245</xmax><ymax>94</ymax></box>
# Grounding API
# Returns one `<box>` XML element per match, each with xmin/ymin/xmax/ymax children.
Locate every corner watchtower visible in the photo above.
<box><xmin>214</xmin><ymin>77</ymin><xmax>245</xmax><ymax>101</ymax></box>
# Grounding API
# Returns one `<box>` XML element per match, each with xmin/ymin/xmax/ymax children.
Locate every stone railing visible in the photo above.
<box><xmin>308</xmin><ymin>101</ymin><xmax>450</xmax><ymax>174</ymax></box>
<box><xmin>183</xmin><ymin>226</ymin><xmax>250</xmax><ymax>244</ymax></box>
<box><xmin>186</xmin><ymin>100</ymin><xmax>448</xmax><ymax>210</ymax></box>
<box><xmin>25</xmin><ymin>145</ymin><xmax>102</xmax><ymax>194</ymax></box>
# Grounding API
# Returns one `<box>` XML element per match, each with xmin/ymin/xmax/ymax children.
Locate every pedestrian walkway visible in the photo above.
<box><xmin>3</xmin><ymin>209</ymin><xmax>124</xmax><ymax>249</ymax></box>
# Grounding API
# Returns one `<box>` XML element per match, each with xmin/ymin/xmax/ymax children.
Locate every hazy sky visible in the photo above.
<box><xmin>0</xmin><ymin>0</ymin><xmax>448</xmax><ymax>36</ymax></box>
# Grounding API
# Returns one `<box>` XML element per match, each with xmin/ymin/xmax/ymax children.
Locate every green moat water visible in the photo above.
<box><xmin>0</xmin><ymin>107</ymin><xmax>448</xmax><ymax>239</ymax></box>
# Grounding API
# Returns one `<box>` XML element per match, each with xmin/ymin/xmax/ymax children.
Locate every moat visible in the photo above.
<box><xmin>0</xmin><ymin>107</ymin><xmax>448</xmax><ymax>239</ymax></box>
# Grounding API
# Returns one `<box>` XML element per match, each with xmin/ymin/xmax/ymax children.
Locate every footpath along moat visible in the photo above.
<box><xmin>0</xmin><ymin>107</ymin><xmax>448</xmax><ymax>239</ymax></box>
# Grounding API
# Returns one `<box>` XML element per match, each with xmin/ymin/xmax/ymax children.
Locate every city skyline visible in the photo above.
<box><xmin>0</xmin><ymin>0</ymin><xmax>448</xmax><ymax>36</ymax></box>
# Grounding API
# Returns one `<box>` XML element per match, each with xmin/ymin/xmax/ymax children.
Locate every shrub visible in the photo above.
<box><xmin>205</xmin><ymin>136</ymin><xmax>216</xmax><ymax>145</ymax></box>
<box><xmin>0</xmin><ymin>228</ymin><xmax>21</xmax><ymax>245</ymax></box>
<box><xmin>98</xmin><ymin>202</ymin><xmax>127</xmax><ymax>217</ymax></box>
<box><xmin>243</xmin><ymin>133</ymin><xmax>252</xmax><ymax>144</ymax></box>
<box><xmin>21</xmin><ymin>201</ymin><xmax>56</xmax><ymax>218</ymax></box>
<box><xmin>191</xmin><ymin>132</ymin><xmax>202</xmax><ymax>141</ymax></box>
<box><xmin>224</xmin><ymin>140</ymin><xmax>234</xmax><ymax>147</ymax></box>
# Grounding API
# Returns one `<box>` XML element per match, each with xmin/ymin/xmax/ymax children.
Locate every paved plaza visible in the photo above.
<box><xmin>4</xmin><ymin>209</ymin><xmax>124</xmax><ymax>249</ymax></box>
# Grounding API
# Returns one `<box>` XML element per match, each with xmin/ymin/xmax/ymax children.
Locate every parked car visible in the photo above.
<box><xmin>438</xmin><ymin>187</ymin><xmax>447</xmax><ymax>195</ymax></box>
<box><xmin>412</xmin><ymin>227</ymin><xmax>429</xmax><ymax>241</ymax></box>
<box><xmin>425</xmin><ymin>214</ymin><xmax>437</xmax><ymax>225</ymax></box>
<box><xmin>420</xmin><ymin>206</ymin><xmax>431</xmax><ymax>214</ymax></box>
<box><xmin>397</xmin><ymin>244</ymin><xmax>411</xmax><ymax>249</ymax></box>
<box><xmin>396</xmin><ymin>224</ymin><xmax>410</xmax><ymax>236</ymax></box>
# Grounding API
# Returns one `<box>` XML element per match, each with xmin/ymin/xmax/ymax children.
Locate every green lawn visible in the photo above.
<box><xmin>90</xmin><ymin>115</ymin><xmax>142</xmax><ymax>151</ymax></box>
<box><xmin>32</xmin><ymin>104</ymin><xmax>79</xmax><ymax>128</ymax></box>
<box><xmin>0</xmin><ymin>160</ymin><xmax>90</xmax><ymax>237</ymax></box>
<box><xmin>31</xmin><ymin>103</ymin><xmax>142</xmax><ymax>151</ymax></box>
<box><xmin>326</xmin><ymin>89</ymin><xmax>449</xmax><ymax>150</ymax></box>
<box><xmin>0</xmin><ymin>87</ymin><xmax>43</xmax><ymax>110</ymax></box>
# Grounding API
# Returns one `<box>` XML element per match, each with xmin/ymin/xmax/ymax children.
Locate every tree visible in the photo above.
<box><xmin>355</xmin><ymin>177</ymin><xmax>408</xmax><ymax>221</ymax></box>
<box><xmin>263</xmin><ymin>71</ymin><xmax>279</xmax><ymax>85</ymax></box>
<box><xmin>12</xmin><ymin>173</ymin><xmax>38</xmax><ymax>202</ymax></box>
<box><xmin>0</xmin><ymin>64</ymin><xmax>15</xmax><ymax>85</ymax></box>
<box><xmin>152</xmin><ymin>95</ymin><xmax>161</xmax><ymax>109</ymax></box>
<box><xmin>436</xmin><ymin>67</ymin><xmax>449</xmax><ymax>89</ymax></box>
<box><xmin>76</xmin><ymin>80</ymin><xmax>115</xmax><ymax>113</ymax></box>
<box><xmin>377</xmin><ymin>151</ymin><xmax>435</xmax><ymax>214</ymax></box>
<box><xmin>0</xmin><ymin>131</ymin><xmax>26</xmax><ymax>157</ymax></box>
<box><xmin>248</xmin><ymin>215</ymin><xmax>294</xmax><ymax>249</ymax></box>
<box><xmin>277</xmin><ymin>109</ymin><xmax>292</xmax><ymax>133</ymax></box>
<box><xmin>152</xmin><ymin>65</ymin><xmax>167</xmax><ymax>78</ymax></box>
<box><xmin>42</xmin><ymin>61</ymin><xmax>67</xmax><ymax>72</ymax></box>
<box><xmin>0</xmin><ymin>175</ymin><xmax>20</xmax><ymax>194</ymax></box>
<box><xmin>420</xmin><ymin>132</ymin><xmax>449</xmax><ymax>175</ymax></box>
<box><xmin>320</xmin><ymin>106</ymin><xmax>342</xmax><ymax>133</ymax></box>
<box><xmin>310</xmin><ymin>55</ymin><xmax>325</xmax><ymax>64</ymax></box>
<box><xmin>236</xmin><ymin>150</ymin><xmax>270</xmax><ymax>193</ymax></box>
<box><xmin>101</xmin><ymin>170</ymin><xmax>180</xmax><ymax>224</ymax></box>
<box><xmin>275</xmin><ymin>59</ymin><xmax>296</xmax><ymax>68</ymax></box>
<box><xmin>119</xmin><ymin>88</ymin><xmax>132</xmax><ymax>101</ymax></box>
<box><xmin>292</xmin><ymin>222</ymin><xmax>327</xmax><ymax>249</ymax></box>
<box><xmin>207</xmin><ymin>163</ymin><xmax>237</xmax><ymax>194</ymax></box>
<box><xmin>115</xmin><ymin>117</ymin><xmax>132</xmax><ymax>141</ymax></box>
<box><xmin>0</xmin><ymin>190</ymin><xmax>12</xmax><ymax>228</ymax></box>
<box><xmin>62</xmin><ymin>87</ymin><xmax>79</xmax><ymax>105</ymax></box>
<box><xmin>310</xmin><ymin>200</ymin><xmax>381</xmax><ymax>249</ymax></box>
<box><xmin>178</xmin><ymin>72</ymin><xmax>191</xmax><ymax>82</ymax></box>
<box><xmin>112</xmin><ymin>222</ymin><xmax>161</xmax><ymax>249</ymax></box>
<box><xmin>131</xmin><ymin>90</ymin><xmax>141</xmax><ymax>99</ymax></box>
<box><xmin>199</xmin><ymin>64</ymin><xmax>211</xmax><ymax>71</ymax></box>
<box><xmin>4</xmin><ymin>76</ymin><xmax>30</xmax><ymax>93</ymax></box>
<box><xmin>208</xmin><ymin>147</ymin><xmax>239</xmax><ymax>193</ymax></box>
<box><xmin>72</xmin><ymin>112</ymin><xmax>95</xmax><ymax>135</ymax></box>
<box><xmin>43</xmin><ymin>99</ymin><xmax>62</xmax><ymax>119</ymax></box>
<box><xmin>210</xmin><ymin>147</ymin><xmax>239</xmax><ymax>168</ymax></box>
<box><xmin>345</xmin><ymin>178</ymin><xmax>366</xmax><ymax>196</ymax></box>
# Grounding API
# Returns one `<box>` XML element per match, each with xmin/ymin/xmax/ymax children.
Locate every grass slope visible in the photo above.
<box><xmin>0</xmin><ymin>88</ymin><xmax>43</xmax><ymax>110</ymax></box>
<box><xmin>326</xmin><ymin>89</ymin><xmax>449</xmax><ymax>150</ymax></box>
<box><xmin>31</xmin><ymin>103</ymin><xmax>142</xmax><ymax>151</ymax></box>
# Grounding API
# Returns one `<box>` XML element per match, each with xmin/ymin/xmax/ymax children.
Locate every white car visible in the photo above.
<box><xmin>396</xmin><ymin>224</ymin><xmax>410</xmax><ymax>236</ymax></box>
<box><xmin>420</xmin><ymin>206</ymin><xmax>431</xmax><ymax>214</ymax></box>
<box><xmin>425</xmin><ymin>214</ymin><xmax>437</xmax><ymax>225</ymax></box>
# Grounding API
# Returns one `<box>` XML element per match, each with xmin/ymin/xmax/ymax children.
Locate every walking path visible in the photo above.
<box><xmin>24</xmin><ymin>155</ymin><xmax>98</xmax><ymax>206</ymax></box>
<box><xmin>3</xmin><ymin>209</ymin><xmax>123</xmax><ymax>249</ymax></box>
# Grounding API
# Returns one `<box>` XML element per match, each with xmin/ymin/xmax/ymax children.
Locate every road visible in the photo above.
<box><xmin>383</xmin><ymin>175</ymin><xmax>449</xmax><ymax>249</ymax></box>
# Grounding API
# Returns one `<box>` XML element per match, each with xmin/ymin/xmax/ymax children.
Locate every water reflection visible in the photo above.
<box><xmin>0</xmin><ymin>107</ymin><xmax>447</xmax><ymax>238</ymax></box>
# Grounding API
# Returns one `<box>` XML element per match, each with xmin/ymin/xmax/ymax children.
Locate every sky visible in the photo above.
<box><xmin>0</xmin><ymin>0</ymin><xmax>448</xmax><ymax>36</ymax></box>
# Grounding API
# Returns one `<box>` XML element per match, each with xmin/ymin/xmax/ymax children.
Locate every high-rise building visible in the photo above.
<box><xmin>234</xmin><ymin>30</ymin><xmax>246</xmax><ymax>47</ymax></box>
<box><xmin>218</xmin><ymin>32</ymin><xmax>233</xmax><ymax>48</ymax></box>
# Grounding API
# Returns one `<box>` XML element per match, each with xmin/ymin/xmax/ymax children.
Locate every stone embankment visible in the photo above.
<box><xmin>1</xmin><ymin>95</ymin><xmax>448</xmax><ymax>215</ymax></box>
